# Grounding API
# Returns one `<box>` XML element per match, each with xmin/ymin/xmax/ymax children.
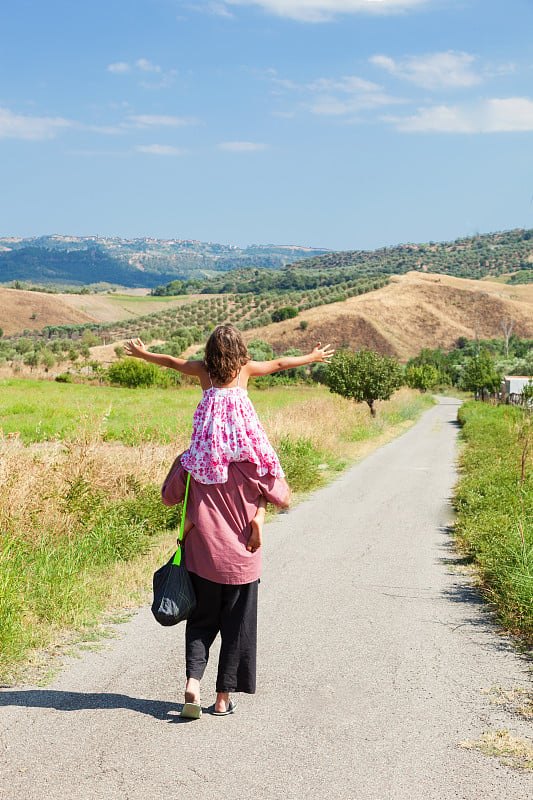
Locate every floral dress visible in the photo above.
<box><xmin>180</xmin><ymin>377</ymin><xmax>285</xmax><ymax>485</ymax></box>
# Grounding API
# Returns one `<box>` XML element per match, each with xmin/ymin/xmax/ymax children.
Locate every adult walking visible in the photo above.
<box><xmin>162</xmin><ymin>456</ymin><xmax>290</xmax><ymax>718</ymax></box>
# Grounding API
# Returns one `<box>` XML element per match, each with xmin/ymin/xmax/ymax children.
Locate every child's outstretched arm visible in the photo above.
<box><xmin>124</xmin><ymin>338</ymin><xmax>204</xmax><ymax>377</ymax></box>
<box><xmin>247</xmin><ymin>342</ymin><xmax>335</xmax><ymax>378</ymax></box>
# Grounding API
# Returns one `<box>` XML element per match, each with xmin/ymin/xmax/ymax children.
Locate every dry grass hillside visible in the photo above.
<box><xmin>0</xmin><ymin>288</ymin><xmax>207</xmax><ymax>334</ymax></box>
<box><xmin>0</xmin><ymin>288</ymin><xmax>96</xmax><ymax>335</ymax></box>
<box><xmin>242</xmin><ymin>273</ymin><xmax>533</xmax><ymax>361</ymax></box>
<box><xmin>2</xmin><ymin>273</ymin><xmax>532</xmax><ymax>362</ymax></box>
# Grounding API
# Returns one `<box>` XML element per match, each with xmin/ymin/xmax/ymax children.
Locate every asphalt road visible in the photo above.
<box><xmin>1</xmin><ymin>398</ymin><xmax>531</xmax><ymax>800</ymax></box>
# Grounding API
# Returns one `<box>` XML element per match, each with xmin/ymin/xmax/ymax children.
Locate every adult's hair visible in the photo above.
<box><xmin>204</xmin><ymin>323</ymin><xmax>250</xmax><ymax>385</ymax></box>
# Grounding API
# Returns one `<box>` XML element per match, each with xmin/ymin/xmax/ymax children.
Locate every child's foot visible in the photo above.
<box><xmin>246</xmin><ymin>517</ymin><xmax>263</xmax><ymax>553</ymax></box>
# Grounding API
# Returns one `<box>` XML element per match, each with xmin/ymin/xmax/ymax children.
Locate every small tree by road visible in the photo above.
<box><xmin>325</xmin><ymin>349</ymin><xmax>403</xmax><ymax>416</ymax></box>
<box><xmin>459</xmin><ymin>349</ymin><xmax>502</xmax><ymax>399</ymax></box>
<box><xmin>405</xmin><ymin>363</ymin><xmax>439</xmax><ymax>392</ymax></box>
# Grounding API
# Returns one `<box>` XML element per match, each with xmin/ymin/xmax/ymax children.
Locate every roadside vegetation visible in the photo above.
<box><xmin>404</xmin><ymin>336</ymin><xmax>533</xmax><ymax>395</ymax></box>
<box><xmin>454</xmin><ymin>401</ymin><xmax>533</xmax><ymax>644</ymax></box>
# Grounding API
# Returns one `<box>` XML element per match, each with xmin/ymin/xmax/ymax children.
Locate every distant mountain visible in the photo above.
<box><xmin>2</xmin><ymin>228</ymin><xmax>532</xmax><ymax>289</ymax></box>
<box><xmin>0</xmin><ymin>235</ymin><xmax>330</xmax><ymax>288</ymax></box>
<box><xmin>289</xmin><ymin>228</ymin><xmax>533</xmax><ymax>280</ymax></box>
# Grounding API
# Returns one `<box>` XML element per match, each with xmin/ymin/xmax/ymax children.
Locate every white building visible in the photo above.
<box><xmin>502</xmin><ymin>375</ymin><xmax>533</xmax><ymax>400</ymax></box>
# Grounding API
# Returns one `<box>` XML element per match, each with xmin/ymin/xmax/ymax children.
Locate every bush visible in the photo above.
<box><xmin>271</xmin><ymin>306</ymin><xmax>298</xmax><ymax>323</ymax></box>
<box><xmin>107</xmin><ymin>359</ymin><xmax>162</xmax><ymax>388</ymax></box>
<box><xmin>277</xmin><ymin>435</ymin><xmax>322</xmax><ymax>492</ymax></box>
<box><xmin>55</xmin><ymin>372</ymin><xmax>73</xmax><ymax>383</ymax></box>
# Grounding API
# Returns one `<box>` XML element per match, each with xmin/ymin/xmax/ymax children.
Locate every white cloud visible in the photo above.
<box><xmin>370</xmin><ymin>51</ymin><xmax>482</xmax><ymax>90</ymax></box>
<box><xmin>107</xmin><ymin>62</ymin><xmax>131</xmax><ymax>74</ymax></box>
<box><xmin>218</xmin><ymin>141</ymin><xmax>268</xmax><ymax>151</ymax></box>
<box><xmin>205</xmin><ymin>1</ymin><xmax>236</xmax><ymax>16</ymax></box>
<box><xmin>67</xmin><ymin>149</ymin><xmax>130</xmax><ymax>157</ymax></box>
<box><xmin>273</xmin><ymin>72</ymin><xmax>402</xmax><ymax>115</ymax></box>
<box><xmin>306</xmin><ymin>74</ymin><xmax>401</xmax><ymax>114</ymax></box>
<box><xmin>386</xmin><ymin>97</ymin><xmax>533</xmax><ymax>133</ymax></box>
<box><xmin>0</xmin><ymin>107</ymin><xmax>74</xmax><ymax>140</ymax></box>
<box><xmin>135</xmin><ymin>144</ymin><xmax>189</xmax><ymax>155</ymax></box>
<box><xmin>125</xmin><ymin>114</ymin><xmax>199</xmax><ymax>128</ymax></box>
<box><xmin>107</xmin><ymin>59</ymin><xmax>177</xmax><ymax>89</ymax></box>
<box><xmin>136</xmin><ymin>59</ymin><xmax>161</xmax><ymax>73</ymax></box>
<box><xmin>222</xmin><ymin>0</ymin><xmax>427</xmax><ymax>23</ymax></box>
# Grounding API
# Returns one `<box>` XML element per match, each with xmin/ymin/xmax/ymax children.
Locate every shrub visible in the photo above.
<box><xmin>271</xmin><ymin>306</ymin><xmax>298</xmax><ymax>323</ymax></box>
<box><xmin>107</xmin><ymin>359</ymin><xmax>162</xmax><ymax>388</ymax></box>
<box><xmin>277</xmin><ymin>435</ymin><xmax>322</xmax><ymax>492</ymax></box>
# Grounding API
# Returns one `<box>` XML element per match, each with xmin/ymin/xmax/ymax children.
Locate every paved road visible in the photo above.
<box><xmin>1</xmin><ymin>398</ymin><xmax>531</xmax><ymax>800</ymax></box>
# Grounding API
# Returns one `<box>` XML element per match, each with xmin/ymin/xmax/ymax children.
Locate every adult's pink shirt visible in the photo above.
<box><xmin>162</xmin><ymin>460</ymin><xmax>290</xmax><ymax>585</ymax></box>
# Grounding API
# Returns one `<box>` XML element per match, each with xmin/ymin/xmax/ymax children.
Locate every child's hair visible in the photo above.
<box><xmin>204</xmin><ymin>323</ymin><xmax>250</xmax><ymax>384</ymax></box>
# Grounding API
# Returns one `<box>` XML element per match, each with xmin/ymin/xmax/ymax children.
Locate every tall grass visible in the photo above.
<box><xmin>0</xmin><ymin>381</ymin><xmax>432</xmax><ymax>679</ymax></box>
<box><xmin>454</xmin><ymin>402</ymin><xmax>533</xmax><ymax>643</ymax></box>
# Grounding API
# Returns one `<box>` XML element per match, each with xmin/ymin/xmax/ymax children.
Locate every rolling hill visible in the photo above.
<box><xmin>2</xmin><ymin>273</ymin><xmax>533</xmax><ymax>365</ymax></box>
<box><xmin>241</xmin><ymin>272</ymin><xmax>533</xmax><ymax>361</ymax></box>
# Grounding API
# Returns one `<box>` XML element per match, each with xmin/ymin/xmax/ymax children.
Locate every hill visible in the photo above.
<box><xmin>0</xmin><ymin>288</ymin><xmax>97</xmax><ymax>336</ymax></box>
<box><xmin>2</xmin><ymin>228</ymin><xmax>533</xmax><ymax>290</ymax></box>
<box><xmin>2</xmin><ymin>273</ymin><xmax>533</xmax><ymax>371</ymax></box>
<box><xmin>0</xmin><ymin>236</ymin><xmax>330</xmax><ymax>288</ymax></box>
<box><xmin>289</xmin><ymin>228</ymin><xmax>533</xmax><ymax>281</ymax></box>
<box><xmin>241</xmin><ymin>272</ymin><xmax>533</xmax><ymax>361</ymax></box>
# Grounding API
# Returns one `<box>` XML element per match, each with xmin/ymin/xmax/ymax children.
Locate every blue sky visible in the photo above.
<box><xmin>1</xmin><ymin>0</ymin><xmax>533</xmax><ymax>250</ymax></box>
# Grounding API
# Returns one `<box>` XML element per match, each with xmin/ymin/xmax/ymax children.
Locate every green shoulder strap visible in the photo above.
<box><xmin>173</xmin><ymin>471</ymin><xmax>191</xmax><ymax>566</ymax></box>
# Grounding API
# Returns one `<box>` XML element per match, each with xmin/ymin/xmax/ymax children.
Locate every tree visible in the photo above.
<box><xmin>405</xmin><ymin>363</ymin><xmax>439</xmax><ymax>392</ymax></box>
<box><xmin>40</xmin><ymin>349</ymin><xmax>56</xmax><ymax>370</ymax></box>
<box><xmin>459</xmin><ymin>349</ymin><xmax>502</xmax><ymax>398</ymax></box>
<box><xmin>23</xmin><ymin>350</ymin><xmax>39</xmax><ymax>371</ymax></box>
<box><xmin>500</xmin><ymin>316</ymin><xmax>514</xmax><ymax>357</ymax></box>
<box><xmin>325</xmin><ymin>349</ymin><xmax>403</xmax><ymax>416</ymax></box>
<box><xmin>521</xmin><ymin>379</ymin><xmax>533</xmax><ymax>409</ymax></box>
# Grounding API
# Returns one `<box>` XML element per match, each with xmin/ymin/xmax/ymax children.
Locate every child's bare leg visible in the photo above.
<box><xmin>247</xmin><ymin>497</ymin><xmax>266</xmax><ymax>553</ymax></box>
<box><xmin>179</xmin><ymin>515</ymin><xmax>193</xmax><ymax>544</ymax></box>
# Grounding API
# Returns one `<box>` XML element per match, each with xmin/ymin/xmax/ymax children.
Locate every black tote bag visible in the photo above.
<box><xmin>151</xmin><ymin>472</ymin><xmax>196</xmax><ymax>626</ymax></box>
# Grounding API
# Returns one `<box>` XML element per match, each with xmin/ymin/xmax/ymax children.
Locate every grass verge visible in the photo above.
<box><xmin>454</xmin><ymin>401</ymin><xmax>533</xmax><ymax>644</ymax></box>
<box><xmin>0</xmin><ymin>382</ymin><xmax>433</xmax><ymax>682</ymax></box>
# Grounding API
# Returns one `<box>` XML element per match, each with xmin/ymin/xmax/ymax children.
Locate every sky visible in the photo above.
<box><xmin>1</xmin><ymin>0</ymin><xmax>533</xmax><ymax>251</ymax></box>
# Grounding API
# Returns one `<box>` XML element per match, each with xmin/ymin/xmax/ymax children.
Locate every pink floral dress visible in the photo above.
<box><xmin>180</xmin><ymin>375</ymin><xmax>285</xmax><ymax>485</ymax></box>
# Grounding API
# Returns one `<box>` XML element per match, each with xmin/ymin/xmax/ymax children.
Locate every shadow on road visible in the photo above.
<box><xmin>0</xmin><ymin>689</ymin><xmax>201</xmax><ymax>722</ymax></box>
<box><xmin>436</xmin><ymin>526</ymin><xmax>522</xmax><ymax>656</ymax></box>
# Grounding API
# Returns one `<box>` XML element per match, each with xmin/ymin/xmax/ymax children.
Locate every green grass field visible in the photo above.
<box><xmin>0</xmin><ymin>378</ymin><xmax>315</xmax><ymax>445</ymax></box>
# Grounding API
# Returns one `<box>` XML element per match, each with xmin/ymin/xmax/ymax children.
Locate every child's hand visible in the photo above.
<box><xmin>311</xmin><ymin>342</ymin><xmax>335</xmax><ymax>363</ymax></box>
<box><xmin>124</xmin><ymin>338</ymin><xmax>146</xmax><ymax>358</ymax></box>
